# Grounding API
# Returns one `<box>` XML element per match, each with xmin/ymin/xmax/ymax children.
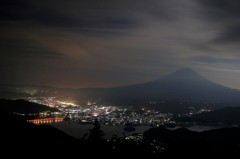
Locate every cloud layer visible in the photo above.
<box><xmin>1</xmin><ymin>0</ymin><xmax>240</xmax><ymax>88</ymax></box>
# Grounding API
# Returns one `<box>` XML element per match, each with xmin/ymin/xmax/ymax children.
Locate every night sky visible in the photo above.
<box><xmin>1</xmin><ymin>0</ymin><xmax>240</xmax><ymax>89</ymax></box>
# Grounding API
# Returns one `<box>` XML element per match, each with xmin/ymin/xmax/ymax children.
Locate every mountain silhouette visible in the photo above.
<box><xmin>129</xmin><ymin>68</ymin><xmax>240</xmax><ymax>102</ymax></box>
<box><xmin>82</xmin><ymin>68</ymin><xmax>240</xmax><ymax>112</ymax></box>
<box><xmin>2</xmin><ymin>68</ymin><xmax>240</xmax><ymax>113</ymax></box>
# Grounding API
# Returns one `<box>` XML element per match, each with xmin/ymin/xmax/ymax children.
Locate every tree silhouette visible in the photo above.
<box><xmin>88</xmin><ymin>119</ymin><xmax>105</xmax><ymax>142</ymax></box>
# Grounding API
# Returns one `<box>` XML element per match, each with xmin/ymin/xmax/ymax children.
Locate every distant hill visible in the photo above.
<box><xmin>2</xmin><ymin>68</ymin><xmax>240</xmax><ymax>113</ymax></box>
<box><xmin>178</xmin><ymin>107</ymin><xmax>240</xmax><ymax>125</ymax></box>
<box><xmin>0</xmin><ymin>99</ymin><xmax>59</xmax><ymax>114</ymax></box>
<box><xmin>143</xmin><ymin>126</ymin><xmax>240</xmax><ymax>155</ymax></box>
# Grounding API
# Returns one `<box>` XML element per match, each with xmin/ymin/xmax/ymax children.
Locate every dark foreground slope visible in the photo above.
<box><xmin>1</xmin><ymin>98</ymin><xmax>240</xmax><ymax>158</ymax></box>
<box><xmin>0</xmin><ymin>109</ymin><xmax>154</xmax><ymax>158</ymax></box>
<box><xmin>2</xmin><ymin>108</ymin><xmax>240</xmax><ymax>158</ymax></box>
<box><xmin>0</xmin><ymin>99</ymin><xmax>59</xmax><ymax>113</ymax></box>
<box><xmin>0</xmin><ymin>109</ymin><xmax>78</xmax><ymax>157</ymax></box>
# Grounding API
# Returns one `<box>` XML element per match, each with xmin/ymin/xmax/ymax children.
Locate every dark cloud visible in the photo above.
<box><xmin>213</xmin><ymin>25</ymin><xmax>240</xmax><ymax>43</ymax></box>
<box><xmin>0</xmin><ymin>0</ymin><xmax>32</xmax><ymax>21</ymax></box>
<box><xmin>199</xmin><ymin>0</ymin><xmax>240</xmax><ymax>43</ymax></box>
<box><xmin>192</xmin><ymin>56</ymin><xmax>240</xmax><ymax>64</ymax></box>
<box><xmin>0</xmin><ymin>0</ymin><xmax>173</xmax><ymax>30</ymax></box>
<box><xmin>0</xmin><ymin>0</ymin><xmax>139</xmax><ymax>30</ymax></box>
<box><xmin>200</xmin><ymin>0</ymin><xmax>240</xmax><ymax>18</ymax></box>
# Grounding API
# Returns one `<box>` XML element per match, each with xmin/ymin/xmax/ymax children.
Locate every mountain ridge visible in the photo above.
<box><xmin>1</xmin><ymin>68</ymin><xmax>240</xmax><ymax>113</ymax></box>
